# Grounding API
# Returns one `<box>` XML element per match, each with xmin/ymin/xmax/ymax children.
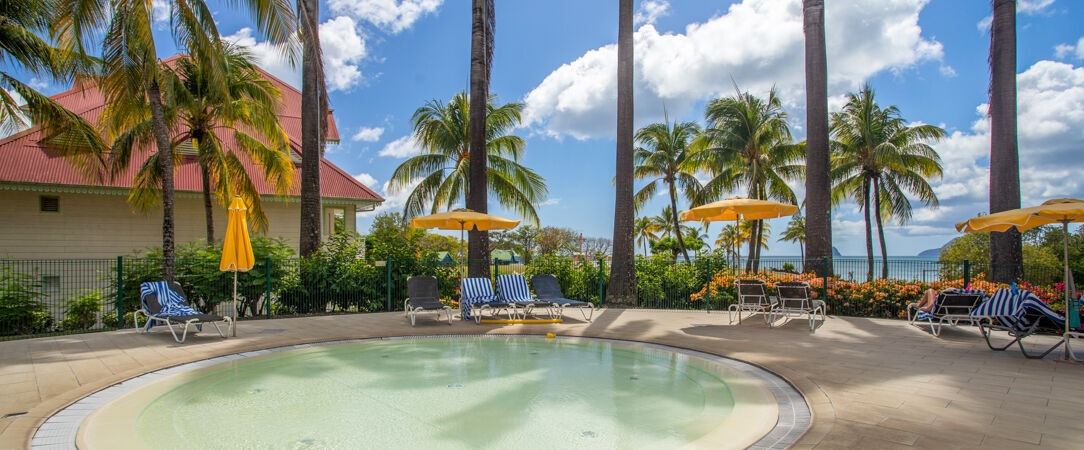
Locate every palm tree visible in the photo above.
<box><xmin>633</xmin><ymin>120</ymin><xmax>703</xmax><ymax>262</ymax></box>
<box><xmin>54</xmin><ymin>0</ymin><xmax>295</xmax><ymax>279</ymax></box>
<box><xmin>1</xmin><ymin>0</ymin><xmax>106</xmax><ymax>178</ymax></box>
<box><xmin>829</xmin><ymin>85</ymin><xmax>945</xmax><ymax>280</ymax></box>
<box><xmin>104</xmin><ymin>48</ymin><xmax>294</xmax><ymax>243</ymax></box>
<box><xmin>298</xmin><ymin>0</ymin><xmax>326</xmax><ymax>258</ymax></box>
<box><xmin>716</xmin><ymin>224</ymin><xmax>743</xmax><ymax>262</ymax></box>
<box><xmin>388</xmin><ymin>92</ymin><xmax>547</xmax><ymax>224</ymax></box>
<box><xmin>781</xmin><ymin>214</ymin><xmax>806</xmax><ymax>261</ymax></box>
<box><xmin>634</xmin><ymin>216</ymin><xmax>660</xmax><ymax>256</ymax></box>
<box><xmin>608</xmin><ymin>0</ymin><xmax>636</xmax><ymax>306</ymax></box>
<box><xmin>467</xmin><ymin>0</ymin><xmax>496</xmax><ymax>277</ymax></box>
<box><xmin>698</xmin><ymin>87</ymin><xmax>803</xmax><ymax>272</ymax></box>
<box><xmin>803</xmin><ymin>0</ymin><xmax>832</xmax><ymax>277</ymax></box>
<box><xmin>989</xmin><ymin>0</ymin><xmax>1022</xmax><ymax>282</ymax></box>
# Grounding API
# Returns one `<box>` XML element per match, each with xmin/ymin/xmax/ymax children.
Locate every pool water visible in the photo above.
<box><xmin>82</xmin><ymin>337</ymin><xmax>777</xmax><ymax>449</ymax></box>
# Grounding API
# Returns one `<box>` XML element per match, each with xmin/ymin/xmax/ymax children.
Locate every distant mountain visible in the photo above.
<box><xmin>832</xmin><ymin>246</ymin><xmax>842</xmax><ymax>257</ymax></box>
<box><xmin>917</xmin><ymin>248</ymin><xmax>941</xmax><ymax>258</ymax></box>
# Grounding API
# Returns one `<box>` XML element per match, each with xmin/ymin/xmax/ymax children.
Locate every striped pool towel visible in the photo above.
<box><xmin>915</xmin><ymin>289</ymin><xmax>987</xmax><ymax>321</ymax></box>
<box><xmin>139</xmin><ymin>282</ymin><xmax>200</xmax><ymax>330</ymax></box>
<box><xmin>460</xmin><ymin>278</ymin><xmax>498</xmax><ymax>320</ymax></box>
<box><xmin>972</xmin><ymin>289</ymin><xmax>1064</xmax><ymax>331</ymax></box>
<box><xmin>496</xmin><ymin>274</ymin><xmax>534</xmax><ymax>305</ymax></box>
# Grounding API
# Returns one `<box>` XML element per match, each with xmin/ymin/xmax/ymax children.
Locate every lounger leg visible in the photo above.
<box><xmin>165</xmin><ymin>321</ymin><xmax>181</xmax><ymax>343</ymax></box>
<box><xmin>444</xmin><ymin>306</ymin><xmax>453</xmax><ymax>325</ymax></box>
<box><xmin>1018</xmin><ymin>338</ymin><xmax>1064</xmax><ymax>359</ymax></box>
<box><xmin>979</xmin><ymin>322</ymin><xmax>1019</xmax><ymax>351</ymax></box>
<box><xmin>409</xmin><ymin>307</ymin><xmax>417</xmax><ymax>326</ymax></box>
<box><xmin>583</xmin><ymin>305</ymin><xmax>594</xmax><ymax>322</ymax></box>
<box><xmin>931</xmin><ymin>318</ymin><xmax>941</xmax><ymax>337</ymax></box>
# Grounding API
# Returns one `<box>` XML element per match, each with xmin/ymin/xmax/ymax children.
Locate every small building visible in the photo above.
<box><xmin>0</xmin><ymin>56</ymin><xmax>382</xmax><ymax>259</ymax></box>
<box><xmin>491</xmin><ymin>250</ymin><xmax>521</xmax><ymax>264</ymax></box>
<box><xmin>433</xmin><ymin>252</ymin><xmax>456</xmax><ymax>265</ymax></box>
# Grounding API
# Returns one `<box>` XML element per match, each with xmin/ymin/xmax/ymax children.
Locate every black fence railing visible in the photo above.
<box><xmin>0</xmin><ymin>255</ymin><xmax>1076</xmax><ymax>340</ymax></box>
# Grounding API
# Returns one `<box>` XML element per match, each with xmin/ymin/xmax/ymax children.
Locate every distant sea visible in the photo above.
<box><xmin>734</xmin><ymin>256</ymin><xmax>943</xmax><ymax>282</ymax></box>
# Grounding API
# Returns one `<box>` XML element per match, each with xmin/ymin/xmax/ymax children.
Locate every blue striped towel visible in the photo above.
<box><xmin>139</xmin><ymin>282</ymin><xmax>199</xmax><ymax>330</ymax></box>
<box><xmin>460</xmin><ymin>278</ymin><xmax>498</xmax><ymax>320</ymax></box>
<box><xmin>496</xmin><ymin>274</ymin><xmax>534</xmax><ymax>305</ymax></box>
<box><xmin>915</xmin><ymin>289</ymin><xmax>987</xmax><ymax>321</ymax></box>
<box><xmin>971</xmin><ymin>288</ymin><xmax>1065</xmax><ymax>331</ymax></box>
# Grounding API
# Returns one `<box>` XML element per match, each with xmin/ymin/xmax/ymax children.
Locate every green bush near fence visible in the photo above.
<box><xmin>101</xmin><ymin>311</ymin><xmax>136</xmax><ymax>329</ymax></box>
<box><xmin>59</xmin><ymin>290</ymin><xmax>103</xmax><ymax>331</ymax></box>
<box><xmin>117</xmin><ymin>238</ymin><xmax>295</xmax><ymax>317</ymax></box>
<box><xmin>636</xmin><ymin>256</ymin><xmax>703</xmax><ymax>308</ymax></box>
<box><xmin>0</xmin><ymin>266</ymin><xmax>53</xmax><ymax>336</ymax></box>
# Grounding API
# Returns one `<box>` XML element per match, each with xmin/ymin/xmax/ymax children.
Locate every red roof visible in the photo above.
<box><xmin>0</xmin><ymin>56</ymin><xmax>379</xmax><ymax>203</ymax></box>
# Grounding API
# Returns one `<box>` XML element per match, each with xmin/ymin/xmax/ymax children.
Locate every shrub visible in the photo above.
<box><xmin>59</xmin><ymin>290</ymin><xmax>102</xmax><ymax>331</ymax></box>
<box><xmin>636</xmin><ymin>256</ymin><xmax>703</xmax><ymax>309</ymax></box>
<box><xmin>101</xmin><ymin>311</ymin><xmax>137</xmax><ymax>329</ymax></box>
<box><xmin>0</xmin><ymin>266</ymin><xmax>53</xmax><ymax>336</ymax></box>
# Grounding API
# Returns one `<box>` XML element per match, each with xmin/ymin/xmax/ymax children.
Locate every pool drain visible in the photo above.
<box><xmin>447</xmin><ymin>384</ymin><xmax>463</xmax><ymax>389</ymax></box>
<box><xmin>581</xmin><ymin>431</ymin><xmax>597</xmax><ymax>438</ymax></box>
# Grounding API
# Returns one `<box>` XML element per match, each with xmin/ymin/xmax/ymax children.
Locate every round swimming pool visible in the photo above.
<box><xmin>67</xmin><ymin>336</ymin><xmax>800</xmax><ymax>449</ymax></box>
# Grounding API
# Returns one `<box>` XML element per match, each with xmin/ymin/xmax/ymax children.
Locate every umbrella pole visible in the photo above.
<box><xmin>231</xmin><ymin>270</ymin><xmax>237</xmax><ymax>337</ymax></box>
<box><xmin>1064</xmin><ymin>221</ymin><xmax>1073</xmax><ymax>359</ymax></box>
<box><xmin>460</xmin><ymin>224</ymin><xmax>466</xmax><ymax>278</ymax></box>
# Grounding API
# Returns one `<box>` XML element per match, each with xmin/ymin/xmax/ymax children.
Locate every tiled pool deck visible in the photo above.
<box><xmin>1</xmin><ymin>309</ymin><xmax>1081</xmax><ymax>449</ymax></box>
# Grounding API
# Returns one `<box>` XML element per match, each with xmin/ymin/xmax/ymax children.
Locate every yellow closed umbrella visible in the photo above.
<box><xmin>956</xmin><ymin>198</ymin><xmax>1084</xmax><ymax>358</ymax></box>
<box><xmin>220</xmin><ymin>196</ymin><xmax>255</xmax><ymax>336</ymax></box>
<box><xmin>680</xmin><ymin>197</ymin><xmax>799</xmax><ymax>270</ymax></box>
<box><xmin>410</xmin><ymin>209</ymin><xmax>520</xmax><ymax>274</ymax></box>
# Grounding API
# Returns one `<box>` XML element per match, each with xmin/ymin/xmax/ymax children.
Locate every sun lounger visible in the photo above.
<box><xmin>906</xmin><ymin>289</ymin><xmax>987</xmax><ymax>336</ymax></box>
<box><xmin>529</xmin><ymin>274</ymin><xmax>595</xmax><ymax>322</ymax></box>
<box><xmin>972</xmin><ymin>288</ymin><xmax>1079</xmax><ymax>359</ymax></box>
<box><xmin>770</xmin><ymin>281</ymin><xmax>826</xmax><ymax>332</ymax></box>
<box><xmin>730</xmin><ymin>279</ymin><xmax>776</xmax><ymax>324</ymax></box>
<box><xmin>135</xmin><ymin>281</ymin><xmax>232</xmax><ymax>343</ymax></box>
<box><xmin>496</xmin><ymin>274</ymin><xmax>557</xmax><ymax>319</ymax></box>
<box><xmin>404</xmin><ymin>276</ymin><xmax>453</xmax><ymax>326</ymax></box>
<box><xmin>460</xmin><ymin>277</ymin><xmax>514</xmax><ymax>324</ymax></box>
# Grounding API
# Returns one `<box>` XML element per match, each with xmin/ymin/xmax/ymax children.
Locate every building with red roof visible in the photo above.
<box><xmin>0</xmin><ymin>57</ymin><xmax>382</xmax><ymax>258</ymax></box>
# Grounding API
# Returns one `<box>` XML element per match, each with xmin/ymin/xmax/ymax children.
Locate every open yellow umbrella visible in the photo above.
<box><xmin>956</xmin><ymin>198</ymin><xmax>1084</xmax><ymax>357</ymax></box>
<box><xmin>680</xmin><ymin>197</ymin><xmax>799</xmax><ymax>270</ymax></box>
<box><xmin>410</xmin><ymin>208</ymin><xmax>520</xmax><ymax>274</ymax></box>
<box><xmin>220</xmin><ymin>196</ymin><xmax>255</xmax><ymax>337</ymax></box>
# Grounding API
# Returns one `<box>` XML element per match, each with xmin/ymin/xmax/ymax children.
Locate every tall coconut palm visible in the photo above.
<box><xmin>104</xmin><ymin>47</ymin><xmax>293</xmax><ymax>243</ymax></box>
<box><xmin>54</xmin><ymin>0</ymin><xmax>295</xmax><ymax>279</ymax></box>
<box><xmin>716</xmin><ymin>224</ymin><xmax>744</xmax><ymax>262</ymax></box>
<box><xmin>803</xmin><ymin>0</ymin><xmax>832</xmax><ymax>277</ymax></box>
<box><xmin>388</xmin><ymin>92</ymin><xmax>546</xmax><ymax>224</ymax></box>
<box><xmin>698</xmin><ymin>87</ymin><xmax>803</xmax><ymax>272</ymax></box>
<box><xmin>466</xmin><ymin>0</ymin><xmax>496</xmax><ymax>277</ymax></box>
<box><xmin>634</xmin><ymin>216</ymin><xmax>660</xmax><ymax>256</ymax></box>
<box><xmin>633</xmin><ymin>120</ymin><xmax>703</xmax><ymax>262</ymax></box>
<box><xmin>608</xmin><ymin>0</ymin><xmax>636</xmax><ymax>306</ymax></box>
<box><xmin>781</xmin><ymin>214</ymin><xmax>806</xmax><ymax>261</ymax></box>
<box><xmin>989</xmin><ymin>0</ymin><xmax>1022</xmax><ymax>282</ymax></box>
<box><xmin>298</xmin><ymin>0</ymin><xmax>326</xmax><ymax>258</ymax></box>
<box><xmin>830</xmin><ymin>85</ymin><xmax>945</xmax><ymax>280</ymax></box>
<box><xmin>1</xmin><ymin>0</ymin><xmax>106</xmax><ymax>178</ymax></box>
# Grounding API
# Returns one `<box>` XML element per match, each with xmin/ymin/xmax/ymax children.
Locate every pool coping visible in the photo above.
<box><xmin>32</xmin><ymin>334</ymin><xmax>811</xmax><ymax>449</ymax></box>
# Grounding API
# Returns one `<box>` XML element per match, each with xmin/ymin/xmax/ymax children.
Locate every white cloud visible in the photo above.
<box><xmin>940</xmin><ymin>65</ymin><xmax>958</xmax><ymax>78</ymax></box>
<box><xmin>328</xmin><ymin>0</ymin><xmax>442</xmax><ymax>34</ymax></box>
<box><xmin>978</xmin><ymin>0</ymin><xmax>1056</xmax><ymax>32</ymax></box>
<box><xmin>152</xmin><ymin>0</ymin><xmax>170</xmax><ymax>22</ymax></box>
<box><xmin>539</xmin><ymin>198</ymin><xmax>560</xmax><ymax>207</ymax></box>
<box><xmin>353</xmin><ymin>173</ymin><xmax>378</xmax><ymax>187</ymax></box>
<box><xmin>0</xmin><ymin>89</ymin><xmax>29</xmax><ymax>138</ymax></box>
<box><xmin>378</xmin><ymin>135</ymin><xmax>424</xmax><ymax>158</ymax></box>
<box><xmin>634</xmin><ymin>0</ymin><xmax>670</xmax><ymax>26</ymax></box>
<box><xmin>910</xmin><ymin>59</ymin><xmax>1084</xmax><ymax>235</ymax></box>
<box><xmin>224</xmin><ymin>16</ymin><xmax>367</xmax><ymax>92</ymax></box>
<box><xmin>1055</xmin><ymin>36</ymin><xmax>1084</xmax><ymax>60</ymax></box>
<box><xmin>351</xmin><ymin>126</ymin><xmax>385</xmax><ymax>142</ymax></box>
<box><xmin>522</xmin><ymin>0</ymin><xmax>944</xmax><ymax>140</ymax></box>
<box><xmin>28</xmin><ymin>78</ymin><xmax>48</xmax><ymax>90</ymax></box>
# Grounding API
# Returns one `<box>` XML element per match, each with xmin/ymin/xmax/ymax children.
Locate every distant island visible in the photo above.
<box><xmin>832</xmin><ymin>246</ymin><xmax>842</xmax><ymax>257</ymax></box>
<box><xmin>917</xmin><ymin>248</ymin><xmax>940</xmax><ymax>258</ymax></box>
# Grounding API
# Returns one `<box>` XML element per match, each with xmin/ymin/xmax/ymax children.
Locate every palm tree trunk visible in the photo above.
<box><xmin>863</xmin><ymin>179</ymin><xmax>874</xmax><ymax>282</ymax></box>
<box><xmin>467</xmin><ymin>0</ymin><xmax>492</xmax><ymax>278</ymax></box>
<box><xmin>669</xmin><ymin>181</ymin><xmax>691</xmax><ymax>262</ymax></box>
<box><xmin>753</xmin><ymin>220</ymin><xmax>763</xmax><ymax>272</ymax></box>
<box><xmin>200</xmin><ymin>163</ymin><xmax>215</xmax><ymax>244</ymax></box>
<box><xmin>989</xmin><ymin>0</ymin><xmax>1022</xmax><ymax>282</ymax></box>
<box><xmin>298</xmin><ymin>0</ymin><xmax>324</xmax><ymax>257</ymax></box>
<box><xmin>802</xmin><ymin>0</ymin><xmax>832</xmax><ymax>278</ymax></box>
<box><xmin>874</xmin><ymin>178</ymin><xmax>889</xmax><ymax>279</ymax></box>
<box><xmin>607</xmin><ymin>0</ymin><xmax>636</xmax><ymax>306</ymax></box>
<box><xmin>145</xmin><ymin>73</ymin><xmax>175</xmax><ymax>282</ymax></box>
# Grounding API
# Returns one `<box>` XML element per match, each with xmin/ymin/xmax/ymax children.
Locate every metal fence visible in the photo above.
<box><xmin>0</xmin><ymin>255</ymin><xmax>1072</xmax><ymax>341</ymax></box>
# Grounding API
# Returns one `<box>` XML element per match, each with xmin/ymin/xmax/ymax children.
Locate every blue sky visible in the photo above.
<box><xmin>12</xmin><ymin>0</ymin><xmax>1084</xmax><ymax>256</ymax></box>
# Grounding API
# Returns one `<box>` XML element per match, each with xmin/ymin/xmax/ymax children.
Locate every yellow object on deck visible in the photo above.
<box><xmin>546</xmin><ymin>333</ymin><xmax>556</xmax><ymax>339</ymax></box>
<box><xmin>479</xmin><ymin>319</ymin><xmax>564</xmax><ymax>324</ymax></box>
